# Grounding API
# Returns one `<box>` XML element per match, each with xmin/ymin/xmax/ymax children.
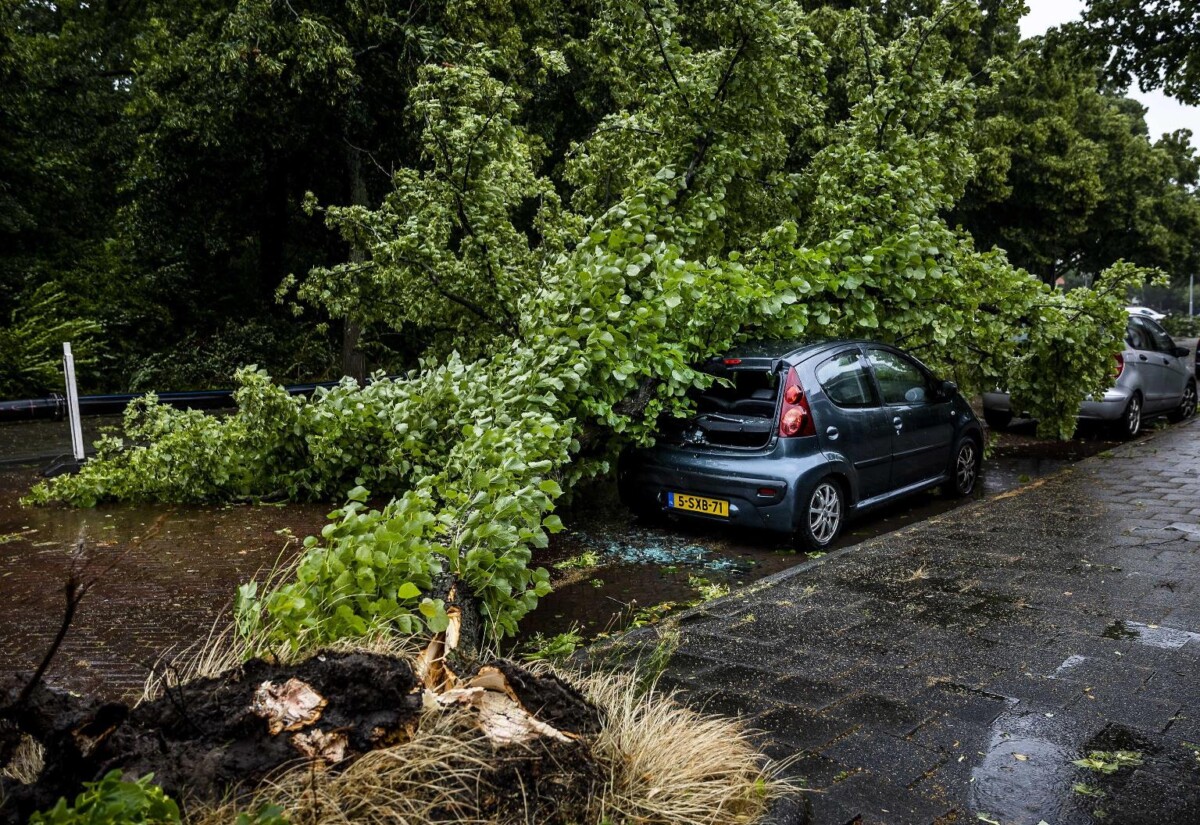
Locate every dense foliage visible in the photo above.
<box><xmin>953</xmin><ymin>32</ymin><xmax>1200</xmax><ymax>286</ymax></box>
<box><xmin>1</xmin><ymin>0</ymin><xmax>1197</xmax><ymax>397</ymax></box>
<box><xmin>1082</xmin><ymin>0</ymin><xmax>1200</xmax><ymax>106</ymax></box>
<box><xmin>30</xmin><ymin>0</ymin><xmax>1154</xmax><ymax>650</ymax></box>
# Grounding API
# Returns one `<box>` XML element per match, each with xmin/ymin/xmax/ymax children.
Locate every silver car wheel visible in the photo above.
<box><xmin>808</xmin><ymin>481</ymin><xmax>842</xmax><ymax>545</ymax></box>
<box><xmin>1182</xmin><ymin>384</ymin><xmax>1197</xmax><ymax>420</ymax></box>
<box><xmin>1126</xmin><ymin>396</ymin><xmax>1142</xmax><ymax>436</ymax></box>
<box><xmin>955</xmin><ymin>441</ymin><xmax>977</xmax><ymax>494</ymax></box>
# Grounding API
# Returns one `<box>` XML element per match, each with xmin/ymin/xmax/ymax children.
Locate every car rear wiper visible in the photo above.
<box><xmin>697</xmin><ymin>412</ymin><xmax>749</xmax><ymax>425</ymax></box>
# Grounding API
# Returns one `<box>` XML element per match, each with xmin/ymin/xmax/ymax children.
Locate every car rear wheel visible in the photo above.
<box><xmin>945</xmin><ymin>437</ymin><xmax>981</xmax><ymax>498</ymax></box>
<box><xmin>795</xmin><ymin>478</ymin><xmax>844</xmax><ymax>552</ymax></box>
<box><xmin>1115</xmin><ymin>393</ymin><xmax>1142</xmax><ymax>440</ymax></box>
<box><xmin>1169</xmin><ymin>381</ymin><xmax>1197</xmax><ymax>423</ymax></box>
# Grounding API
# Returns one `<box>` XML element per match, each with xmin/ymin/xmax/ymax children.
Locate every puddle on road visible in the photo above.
<box><xmin>1103</xmin><ymin>620</ymin><xmax>1200</xmax><ymax>649</ymax></box>
<box><xmin>0</xmin><ymin>465</ymin><xmax>330</xmax><ymax>697</ymax></box>
<box><xmin>972</xmin><ymin>710</ymin><xmax>1200</xmax><ymax>825</ymax></box>
<box><xmin>971</xmin><ymin>709</ymin><xmax>1081</xmax><ymax>825</ymax></box>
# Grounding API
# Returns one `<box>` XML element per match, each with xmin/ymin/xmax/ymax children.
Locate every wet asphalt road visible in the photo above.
<box><xmin>607</xmin><ymin>417</ymin><xmax>1200</xmax><ymax>825</ymax></box>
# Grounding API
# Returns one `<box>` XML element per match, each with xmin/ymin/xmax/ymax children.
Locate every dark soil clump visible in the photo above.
<box><xmin>1</xmin><ymin>651</ymin><xmax>604</xmax><ymax>824</ymax></box>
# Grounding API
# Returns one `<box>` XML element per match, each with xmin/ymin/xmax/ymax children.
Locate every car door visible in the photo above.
<box><xmin>811</xmin><ymin>348</ymin><xmax>892</xmax><ymax>500</ymax></box>
<box><xmin>1139</xmin><ymin>317</ymin><xmax>1191</xmax><ymax>410</ymax></box>
<box><xmin>865</xmin><ymin>347</ymin><xmax>955</xmax><ymax>489</ymax></box>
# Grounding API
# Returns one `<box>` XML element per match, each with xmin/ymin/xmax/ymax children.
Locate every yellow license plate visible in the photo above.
<box><xmin>668</xmin><ymin>492</ymin><xmax>729</xmax><ymax>518</ymax></box>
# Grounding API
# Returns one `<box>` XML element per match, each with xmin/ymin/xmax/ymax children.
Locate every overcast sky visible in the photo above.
<box><xmin>1020</xmin><ymin>0</ymin><xmax>1198</xmax><ymax>141</ymax></box>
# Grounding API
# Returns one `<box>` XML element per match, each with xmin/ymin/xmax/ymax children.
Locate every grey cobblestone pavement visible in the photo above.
<box><xmin>618</xmin><ymin>419</ymin><xmax>1200</xmax><ymax>825</ymax></box>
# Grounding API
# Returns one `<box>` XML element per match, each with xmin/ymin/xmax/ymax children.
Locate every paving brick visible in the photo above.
<box><xmin>820</xmin><ymin>730</ymin><xmax>944</xmax><ymax>788</ymax></box>
<box><xmin>812</xmin><ymin>772</ymin><xmax>953</xmax><ymax>825</ymax></box>
<box><xmin>824</xmin><ymin>692</ymin><xmax>934</xmax><ymax>737</ymax></box>
<box><xmin>655</xmin><ymin>419</ymin><xmax>1200</xmax><ymax>823</ymax></box>
<box><xmin>755</xmin><ymin>705</ymin><xmax>859</xmax><ymax>751</ymax></box>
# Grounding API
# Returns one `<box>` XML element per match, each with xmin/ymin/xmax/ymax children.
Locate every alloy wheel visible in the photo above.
<box><xmin>808</xmin><ymin>481</ymin><xmax>842</xmax><ymax>546</ymax></box>
<box><xmin>1183</xmin><ymin>384</ymin><xmax>1197</xmax><ymax>420</ymax></box>
<box><xmin>955</xmin><ymin>441</ymin><xmax>977</xmax><ymax>495</ymax></box>
<box><xmin>1126</xmin><ymin>396</ymin><xmax>1142</xmax><ymax>437</ymax></box>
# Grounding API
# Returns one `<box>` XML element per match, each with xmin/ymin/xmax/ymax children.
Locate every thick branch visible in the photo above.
<box><xmin>640</xmin><ymin>0</ymin><xmax>695</xmax><ymax>117</ymax></box>
<box><xmin>402</xmin><ymin>257</ymin><xmax>517</xmax><ymax>335</ymax></box>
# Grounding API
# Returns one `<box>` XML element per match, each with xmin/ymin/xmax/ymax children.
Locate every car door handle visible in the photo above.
<box><xmin>892</xmin><ymin>416</ymin><xmax>903</xmax><ymax>432</ymax></box>
<box><xmin>825</xmin><ymin>426</ymin><xmax>839</xmax><ymax>440</ymax></box>
<box><xmin>1139</xmin><ymin>354</ymin><xmax>1149</xmax><ymax>361</ymax></box>
<box><xmin>1163</xmin><ymin>358</ymin><xmax>1171</xmax><ymax>365</ymax></box>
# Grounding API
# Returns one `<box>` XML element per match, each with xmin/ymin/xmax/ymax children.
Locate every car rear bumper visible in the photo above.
<box><xmin>618</xmin><ymin>443</ymin><xmax>827</xmax><ymax>535</ymax></box>
<box><xmin>1078</xmin><ymin>390</ymin><xmax>1131</xmax><ymax>421</ymax></box>
<box><xmin>983</xmin><ymin>390</ymin><xmax>1130</xmax><ymax>421</ymax></box>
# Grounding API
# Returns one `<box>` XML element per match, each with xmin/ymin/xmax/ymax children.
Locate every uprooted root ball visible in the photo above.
<box><xmin>193</xmin><ymin>667</ymin><xmax>785</xmax><ymax>825</ymax></box>
<box><xmin>3</xmin><ymin>650</ymin><xmax>789</xmax><ymax>825</ymax></box>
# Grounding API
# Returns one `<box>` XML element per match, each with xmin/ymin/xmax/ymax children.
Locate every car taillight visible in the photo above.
<box><xmin>1114</xmin><ymin>353</ymin><xmax>1124</xmax><ymax>379</ymax></box>
<box><xmin>778</xmin><ymin>367</ymin><xmax>816</xmax><ymax>438</ymax></box>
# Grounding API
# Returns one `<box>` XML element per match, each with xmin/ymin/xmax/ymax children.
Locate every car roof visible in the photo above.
<box><xmin>717</xmin><ymin>339</ymin><xmax>882</xmax><ymax>365</ymax></box>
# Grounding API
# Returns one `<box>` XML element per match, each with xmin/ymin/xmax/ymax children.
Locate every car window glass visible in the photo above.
<box><xmin>1125</xmin><ymin>320</ymin><xmax>1149</xmax><ymax>350</ymax></box>
<box><xmin>867</xmin><ymin>349</ymin><xmax>932</xmax><ymax>405</ymax></box>
<box><xmin>815</xmin><ymin>352</ymin><xmax>877</xmax><ymax>408</ymax></box>
<box><xmin>1142</xmin><ymin>318</ymin><xmax>1175</xmax><ymax>353</ymax></box>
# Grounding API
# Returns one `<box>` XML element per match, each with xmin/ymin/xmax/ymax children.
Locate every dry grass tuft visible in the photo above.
<box><xmin>581</xmin><ymin>668</ymin><xmax>787</xmax><ymax>825</ymax></box>
<box><xmin>1</xmin><ymin>734</ymin><xmax>45</xmax><ymax>785</ymax></box>
<box><xmin>191</xmin><ymin>714</ymin><xmax>503</xmax><ymax>825</ymax></box>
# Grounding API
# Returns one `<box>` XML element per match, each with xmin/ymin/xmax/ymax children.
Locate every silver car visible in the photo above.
<box><xmin>983</xmin><ymin>312</ymin><xmax>1198</xmax><ymax>438</ymax></box>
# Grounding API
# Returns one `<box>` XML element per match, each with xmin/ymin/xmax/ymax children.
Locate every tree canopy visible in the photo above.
<box><xmin>953</xmin><ymin>32</ymin><xmax>1200</xmax><ymax>287</ymax></box>
<box><xmin>1082</xmin><ymin>0</ymin><xmax>1200</xmax><ymax>106</ymax></box>
<box><xmin>2</xmin><ymin>0</ymin><xmax>1196</xmax><ymax>398</ymax></box>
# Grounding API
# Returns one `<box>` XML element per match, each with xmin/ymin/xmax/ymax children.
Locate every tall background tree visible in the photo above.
<box><xmin>2</xmin><ymin>0</ymin><xmax>1198</xmax><ymax>400</ymax></box>
<box><xmin>1082</xmin><ymin>0</ymin><xmax>1200</xmax><ymax>106</ymax></box>
<box><xmin>953</xmin><ymin>31</ymin><xmax>1200</xmax><ymax>288</ymax></box>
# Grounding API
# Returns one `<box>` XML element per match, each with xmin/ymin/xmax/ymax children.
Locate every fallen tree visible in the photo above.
<box><xmin>29</xmin><ymin>0</ymin><xmax>1145</xmax><ymax>656</ymax></box>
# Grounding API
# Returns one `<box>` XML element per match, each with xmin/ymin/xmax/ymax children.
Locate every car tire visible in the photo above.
<box><xmin>1115</xmin><ymin>393</ymin><xmax>1143</xmax><ymax>440</ymax></box>
<box><xmin>945</xmin><ymin>436</ymin><xmax>981</xmax><ymax>498</ymax></box>
<box><xmin>983</xmin><ymin>410</ymin><xmax>1012</xmax><ymax>431</ymax></box>
<box><xmin>1169</xmin><ymin>380</ymin><xmax>1197</xmax><ymax>423</ymax></box>
<box><xmin>795</xmin><ymin>478</ymin><xmax>844</xmax><ymax>552</ymax></box>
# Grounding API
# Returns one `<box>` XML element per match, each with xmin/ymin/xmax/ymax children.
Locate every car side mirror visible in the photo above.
<box><xmin>941</xmin><ymin>380</ymin><xmax>958</xmax><ymax>398</ymax></box>
<box><xmin>1174</xmin><ymin>345</ymin><xmax>1191</xmax><ymax>359</ymax></box>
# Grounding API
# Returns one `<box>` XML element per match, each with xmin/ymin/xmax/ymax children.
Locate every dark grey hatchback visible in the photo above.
<box><xmin>618</xmin><ymin>340</ymin><xmax>984</xmax><ymax>550</ymax></box>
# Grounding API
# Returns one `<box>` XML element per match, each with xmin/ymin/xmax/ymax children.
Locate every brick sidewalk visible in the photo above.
<box><xmin>619</xmin><ymin>419</ymin><xmax>1200</xmax><ymax>824</ymax></box>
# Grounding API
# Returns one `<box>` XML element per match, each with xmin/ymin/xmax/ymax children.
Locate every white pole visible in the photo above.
<box><xmin>1190</xmin><ymin>272</ymin><xmax>1194</xmax><ymax>317</ymax></box>
<box><xmin>63</xmin><ymin>342</ymin><xmax>85</xmax><ymax>463</ymax></box>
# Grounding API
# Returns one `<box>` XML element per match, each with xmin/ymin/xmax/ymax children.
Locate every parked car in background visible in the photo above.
<box><xmin>983</xmin><ymin>311</ymin><xmax>1197</xmax><ymax>438</ymax></box>
<box><xmin>1126</xmin><ymin>305</ymin><xmax>1167</xmax><ymax>322</ymax></box>
<box><xmin>618</xmin><ymin>340</ymin><xmax>984</xmax><ymax>551</ymax></box>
